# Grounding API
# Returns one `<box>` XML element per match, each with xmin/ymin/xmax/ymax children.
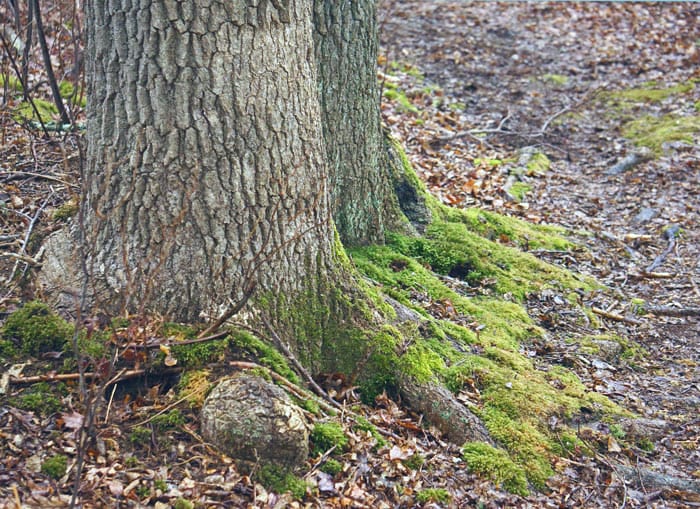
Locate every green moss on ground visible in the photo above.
<box><xmin>604</xmin><ymin>80</ymin><xmax>695</xmax><ymax>108</ymax></box>
<box><xmin>13</xmin><ymin>98</ymin><xmax>59</xmax><ymax>123</ymax></box>
<box><xmin>256</xmin><ymin>465</ymin><xmax>308</xmax><ymax>499</ymax></box>
<box><xmin>508</xmin><ymin>182</ymin><xmax>532</xmax><ymax>202</ymax></box>
<box><xmin>1</xmin><ymin>301</ymin><xmax>73</xmax><ymax>356</ymax></box>
<box><xmin>623</xmin><ymin>114</ymin><xmax>700</xmax><ymax>155</ymax></box>
<box><xmin>0</xmin><ymin>73</ymin><xmax>23</xmax><ymax>92</ymax></box>
<box><xmin>41</xmin><ymin>454</ymin><xmax>68</xmax><ymax>480</ymax></box>
<box><xmin>462</xmin><ymin>442</ymin><xmax>529</xmax><ymax>495</ymax></box>
<box><xmin>416</xmin><ymin>488</ymin><xmax>451</xmax><ymax>504</ymax></box>
<box><xmin>341</xmin><ymin>140</ymin><xmax>628</xmax><ymax>491</ymax></box>
<box><xmin>311</xmin><ymin>422</ymin><xmax>348</xmax><ymax>455</ymax></box>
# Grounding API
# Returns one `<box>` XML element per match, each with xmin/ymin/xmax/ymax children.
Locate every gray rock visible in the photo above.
<box><xmin>201</xmin><ymin>374</ymin><xmax>309</xmax><ymax>472</ymax></box>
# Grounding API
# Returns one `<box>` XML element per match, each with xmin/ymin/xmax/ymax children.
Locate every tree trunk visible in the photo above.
<box><xmin>313</xmin><ymin>0</ymin><xmax>400</xmax><ymax>245</ymax></box>
<box><xmin>82</xmin><ymin>0</ymin><xmax>334</xmax><ymax>324</ymax></box>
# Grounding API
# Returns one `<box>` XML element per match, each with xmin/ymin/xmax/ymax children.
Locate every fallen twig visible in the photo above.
<box><xmin>645</xmin><ymin>225</ymin><xmax>679</xmax><ymax>273</ymax></box>
<box><xmin>197</xmin><ymin>280</ymin><xmax>256</xmax><ymax>338</ymax></box>
<box><xmin>590</xmin><ymin>306</ymin><xmax>642</xmax><ymax>325</ymax></box>
<box><xmin>613</xmin><ymin>463</ymin><xmax>700</xmax><ymax>494</ymax></box>
<box><xmin>643</xmin><ymin>305</ymin><xmax>700</xmax><ymax>318</ymax></box>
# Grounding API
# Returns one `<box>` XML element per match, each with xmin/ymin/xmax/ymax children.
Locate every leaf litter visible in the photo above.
<box><xmin>1</xmin><ymin>0</ymin><xmax>700</xmax><ymax>507</ymax></box>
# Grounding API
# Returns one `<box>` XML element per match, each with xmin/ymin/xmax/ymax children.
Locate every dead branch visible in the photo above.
<box><xmin>197</xmin><ymin>281</ymin><xmax>256</xmax><ymax>338</ymax></box>
<box><xmin>645</xmin><ymin>226</ymin><xmax>679</xmax><ymax>273</ymax></box>
<box><xmin>643</xmin><ymin>305</ymin><xmax>700</xmax><ymax>318</ymax></box>
<box><xmin>613</xmin><ymin>463</ymin><xmax>700</xmax><ymax>494</ymax></box>
<box><xmin>9</xmin><ymin>367</ymin><xmax>182</xmax><ymax>385</ymax></box>
<box><xmin>590</xmin><ymin>306</ymin><xmax>642</xmax><ymax>325</ymax></box>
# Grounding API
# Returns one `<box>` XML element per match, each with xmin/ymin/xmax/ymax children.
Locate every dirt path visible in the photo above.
<box><xmin>382</xmin><ymin>1</ymin><xmax>700</xmax><ymax>505</ymax></box>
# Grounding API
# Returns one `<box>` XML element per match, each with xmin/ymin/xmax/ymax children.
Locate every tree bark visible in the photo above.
<box><xmin>82</xmin><ymin>0</ymin><xmax>333</xmax><ymax>323</ymax></box>
<box><xmin>313</xmin><ymin>0</ymin><xmax>400</xmax><ymax>245</ymax></box>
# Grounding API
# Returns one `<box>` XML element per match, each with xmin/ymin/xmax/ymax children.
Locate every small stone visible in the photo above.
<box><xmin>201</xmin><ymin>374</ymin><xmax>309</xmax><ymax>471</ymax></box>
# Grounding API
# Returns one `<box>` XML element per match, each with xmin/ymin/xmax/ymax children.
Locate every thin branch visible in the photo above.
<box><xmin>261</xmin><ymin>317</ymin><xmax>343</xmax><ymax>410</ymax></box>
<box><xmin>590</xmin><ymin>306</ymin><xmax>642</xmax><ymax>325</ymax></box>
<box><xmin>197</xmin><ymin>281</ymin><xmax>256</xmax><ymax>338</ymax></box>
<box><xmin>32</xmin><ymin>0</ymin><xmax>70</xmax><ymax>125</ymax></box>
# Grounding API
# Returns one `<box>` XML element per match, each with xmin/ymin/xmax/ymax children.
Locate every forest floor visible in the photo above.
<box><xmin>1</xmin><ymin>1</ymin><xmax>699</xmax><ymax>508</ymax></box>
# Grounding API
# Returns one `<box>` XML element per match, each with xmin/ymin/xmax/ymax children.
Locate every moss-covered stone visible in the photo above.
<box><xmin>462</xmin><ymin>441</ymin><xmax>529</xmax><ymax>495</ymax></box>
<box><xmin>2</xmin><ymin>301</ymin><xmax>73</xmax><ymax>356</ymax></box>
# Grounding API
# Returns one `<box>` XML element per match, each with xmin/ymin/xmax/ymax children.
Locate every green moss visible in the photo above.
<box><xmin>403</xmin><ymin>453</ymin><xmax>425</xmax><ymax>470</ymax></box>
<box><xmin>623</xmin><ymin>114</ymin><xmax>700</xmax><ymax>155</ymax></box>
<box><xmin>609</xmin><ymin>424</ymin><xmax>626</xmax><ymax>440</ymax></box>
<box><xmin>463</xmin><ymin>442</ymin><xmax>529</xmax><ymax>495</ymax></box>
<box><xmin>154</xmin><ymin>478</ymin><xmax>168</xmax><ymax>492</ymax></box>
<box><xmin>416</xmin><ymin>488</ymin><xmax>451</xmax><ymax>504</ymax></box>
<box><xmin>170</xmin><ymin>336</ymin><xmax>228</xmax><ymax>369</ymax></box>
<box><xmin>129</xmin><ymin>426</ymin><xmax>151</xmax><ymax>445</ymax></box>
<box><xmin>12</xmin><ymin>382</ymin><xmax>63</xmax><ymax>415</ymax></box>
<box><xmin>151</xmin><ymin>409</ymin><xmax>185</xmax><ymax>430</ymax></box>
<box><xmin>13</xmin><ymin>98</ymin><xmax>59</xmax><ymax>123</ymax></box>
<box><xmin>56</xmin><ymin>81</ymin><xmax>86</xmax><ymax>107</ymax></box>
<box><xmin>383</xmin><ymin>88</ymin><xmax>420</xmax><ymax>114</ymax></box>
<box><xmin>52</xmin><ymin>199</ymin><xmax>79</xmax><ymax>221</ymax></box>
<box><xmin>173</xmin><ymin>499</ymin><xmax>194</xmax><ymax>509</ymax></box>
<box><xmin>41</xmin><ymin>454</ymin><xmax>68</xmax><ymax>480</ymax></box>
<box><xmin>320</xmin><ymin>458</ymin><xmax>343</xmax><ymax>476</ymax></box>
<box><xmin>637</xmin><ymin>438</ymin><xmax>655</xmax><ymax>452</ymax></box>
<box><xmin>257</xmin><ymin>465</ymin><xmax>307</xmax><ymax>499</ymax></box>
<box><xmin>229</xmin><ymin>330</ymin><xmax>299</xmax><ymax>383</ymax></box>
<box><xmin>541</xmin><ymin>74</ymin><xmax>569</xmax><ymax>86</ymax></box>
<box><xmin>311</xmin><ymin>422</ymin><xmax>348</xmax><ymax>455</ymax></box>
<box><xmin>605</xmin><ymin>81</ymin><xmax>695</xmax><ymax>107</ymax></box>
<box><xmin>2</xmin><ymin>301</ymin><xmax>73</xmax><ymax>356</ymax></box>
<box><xmin>526</xmin><ymin>152</ymin><xmax>551</xmax><ymax>176</ymax></box>
<box><xmin>352</xmin><ymin>415</ymin><xmax>387</xmax><ymax>448</ymax></box>
<box><xmin>509</xmin><ymin>182</ymin><xmax>532</xmax><ymax>202</ymax></box>
<box><xmin>0</xmin><ymin>339</ymin><xmax>17</xmax><ymax>358</ymax></box>
<box><xmin>0</xmin><ymin>73</ymin><xmax>23</xmax><ymax>92</ymax></box>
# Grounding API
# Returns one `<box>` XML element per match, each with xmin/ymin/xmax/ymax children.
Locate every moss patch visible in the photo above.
<box><xmin>13</xmin><ymin>98</ymin><xmax>59</xmax><ymax>123</ymax></box>
<box><xmin>256</xmin><ymin>465</ymin><xmax>307</xmax><ymax>499</ymax></box>
<box><xmin>1</xmin><ymin>301</ymin><xmax>73</xmax><ymax>356</ymax></box>
<box><xmin>416</xmin><ymin>488</ymin><xmax>451</xmax><ymax>504</ymax></box>
<box><xmin>623</xmin><ymin>114</ymin><xmax>700</xmax><ymax>155</ymax></box>
<box><xmin>41</xmin><ymin>454</ymin><xmax>68</xmax><ymax>480</ymax></box>
<box><xmin>310</xmin><ymin>422</ymin><xmax>348</xmax><ymax>456</ymax></box>
<box><xmin>604</xmin><ymin>80</ymin><xmax>695</xmax><ymax>108</ymax></box>
<box><xmin>462</xmin><ymin>442</ymin><xmax>529</xmax><ymax>495</ymax></box>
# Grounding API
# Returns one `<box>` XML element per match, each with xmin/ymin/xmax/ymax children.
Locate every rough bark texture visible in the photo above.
<box><xmin>313</xmin><ymin>0</ymin><xmax>399</xmax><ymax>245</ymax></box>
<box><xmin>201</xmin><ymin>374</ymin><xmax>309</xmax><ymax>471</ymax></box>
<box><xmin>399</xmin><ymin>378</ymin><xmax>494</xmax><ymax>446</ymax></box>
<box><xmin>82</xmin><ymin>0</ymin><xmax>333</xmax><ymax>322</ymax></box>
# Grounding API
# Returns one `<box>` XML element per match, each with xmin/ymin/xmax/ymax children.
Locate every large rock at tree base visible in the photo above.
<box><xmin>201</xmin><ymin>374</ymin><xmax>309</xmax><ymax>471</ymax></box>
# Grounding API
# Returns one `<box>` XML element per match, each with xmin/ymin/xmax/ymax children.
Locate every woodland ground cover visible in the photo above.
<box><xmin>1</xmin><ymin>1</ymin><xmax>699</xmax><ymax>507</ymax></box>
